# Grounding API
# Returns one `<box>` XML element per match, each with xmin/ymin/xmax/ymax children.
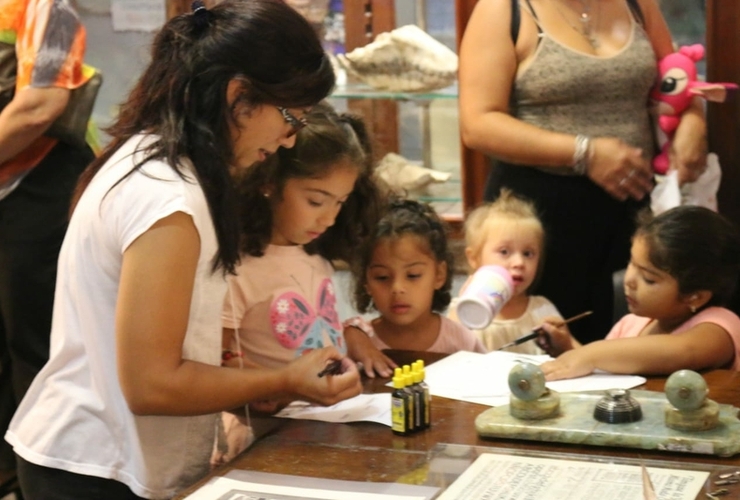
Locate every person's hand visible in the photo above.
<box><xmin>344</xmin><ymin>325</ymin><xmax>397</xmax><ymax>378</ymax></box>
<box><xmin>283</xmin><ymin>347</ymin><xmax>361</xmax><ymax>406</ymax></box>
<box><xmin>670</xmin><ymin>113</ymin><xmax>708</xmax><ymax>185</ymax></box>
<box><xmin>587</xmin><ymin>137</ymin><xmax>654</xmax><ymax>201</ymax></box>
<box><xmin>535</xmin><ymin>318</ymin><xmax>577</xmax><ymax>357</ymax></box>
<box><xmin>540</xmin><ymin>348</ymin><xmax>595</xmax><ymax>381</ymax></box>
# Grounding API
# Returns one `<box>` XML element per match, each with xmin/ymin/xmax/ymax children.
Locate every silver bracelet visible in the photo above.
<box><xmin>572</xmin><ymin>135</ymin><xmax>591</xmax><ymax>176</ymax></box>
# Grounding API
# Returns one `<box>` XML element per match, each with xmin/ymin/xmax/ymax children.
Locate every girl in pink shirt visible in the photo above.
<box><xmin>540</xmin><ymin>206</ymin><xmax>740</xmax><ymax>380</ymax></box>
<box><xmin>213</xmin><ymin>102</ymin><xmax>387</xmax><ymax>465</ymax></box>
<box><xmin>344</xmin><ymin>199</ymin><xmax>486</xmax><ymax>357</ymax></box>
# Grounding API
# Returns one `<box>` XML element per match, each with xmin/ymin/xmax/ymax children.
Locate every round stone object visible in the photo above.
<box><xmin>665</xmin><ymin>369</ymin><xmax>708</xmax><ymax>411</ymax></box>
<box><xmin>508</xmin><ymin>362</ymin><xmax>546</xmax><ymax>402</ymax></box>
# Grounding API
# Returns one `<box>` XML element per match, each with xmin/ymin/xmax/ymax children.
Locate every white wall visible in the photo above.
<box><xmin>78</xmin><ymin>5</ymin><xmax>154</xmax><ymax>142</ymax></box>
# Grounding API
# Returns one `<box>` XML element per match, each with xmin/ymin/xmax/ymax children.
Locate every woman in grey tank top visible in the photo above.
<box><xmin>458</xmin><ymin>0</ymin><xmax>708</xmax><ymax>344</ymax></box>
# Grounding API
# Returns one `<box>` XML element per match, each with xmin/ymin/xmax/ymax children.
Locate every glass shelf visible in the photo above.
<box><xmin>330</xmin><ymin>79</ymin><xmax>463</xmax><ymax>221</ymax></box>
<box><xmin>331</xmin><ymin>82</ymin><xmax>458</xmax><ymax>101</ymax></box>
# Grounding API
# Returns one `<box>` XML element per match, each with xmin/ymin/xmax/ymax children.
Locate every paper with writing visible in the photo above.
<box><xmin>435</xmin><ymin>453</ymin><xmax>707</xmax><ymax>500</ymax></box>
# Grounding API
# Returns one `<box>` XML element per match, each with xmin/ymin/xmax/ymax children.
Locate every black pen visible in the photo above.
<box><xmin>495</xmin><ymin>311</ymin><xmax>593</xmax><ymax>351</ymax></box>
<box><xmin>317</xmin><ymin>359</ymin><xmax>343</xmax><ymax>378</ymax></box>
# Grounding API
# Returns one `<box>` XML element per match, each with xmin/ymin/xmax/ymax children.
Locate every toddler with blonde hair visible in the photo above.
<box><xmin>450</xmin><ymin>189</ymin><xmax>563</xmax><ymax>353</ymax></box>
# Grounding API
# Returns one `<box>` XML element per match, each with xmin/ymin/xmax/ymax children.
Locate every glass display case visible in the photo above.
<box><xmin>327</xmin><ymin>0</ymin><xmax>464</xmax><ymax>223</ymax></box>
<box><xmin>330</xmin><ymin>84</ymin><xmax>462</xmax><ymax>219</ymax></box>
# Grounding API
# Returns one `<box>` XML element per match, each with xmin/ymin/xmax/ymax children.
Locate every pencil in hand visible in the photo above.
<box><xmin>496</xmin><ymin>310</ymin><xmax>593</xmax><ymax>351</ymax></box>
<box><xmin>317</xmin><ymin>359</ymin><xmax>343</xmax><ymax>378</ymax></box>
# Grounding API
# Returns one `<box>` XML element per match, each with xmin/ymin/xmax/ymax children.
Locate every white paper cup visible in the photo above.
<box><xmin>457</xmin><ymin>265</ymin><xmax>514</xmax><ymax>329</ymax></box>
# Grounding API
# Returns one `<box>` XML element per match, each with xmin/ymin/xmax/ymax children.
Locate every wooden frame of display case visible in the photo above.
<box><xmin>706</xmin><ymin>0</ymin><xmax>740</xmax><ymax>227</ymax></box>
<box><xmin>342</xmin><ymin>1</ymin><xmax>401</xmax><ymax>163</ymax></box>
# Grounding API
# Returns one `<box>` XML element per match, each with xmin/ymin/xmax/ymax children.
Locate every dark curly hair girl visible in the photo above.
<box><xmin>352</xmin><ymin>197</ymin><xmax>455</xmax><ymax>314</ymax></box>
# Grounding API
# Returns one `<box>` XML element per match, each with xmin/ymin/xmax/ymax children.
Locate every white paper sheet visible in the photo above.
<box><xmin>275</xmin><ymin>393</ymin><xmax>391</xmax><ymax>426</ymax></box>
<box><xmin>420</xmin><ymin>351</ymin><xmax>646</xmax><ymax>406</ymax></box>
<box><xmin>275</xmin><ymin>351</ymin><xmax>646</xmax><ymax>424</ymax></box>
<box><xmin>435</xmin><ymin>453</ymin><xmax>708</xmax><ymax>500</ymax></box>
<box><xmin>183</xmin><ymin>470</ymin><xmax>438</xmax><ymax>500</ymax></box>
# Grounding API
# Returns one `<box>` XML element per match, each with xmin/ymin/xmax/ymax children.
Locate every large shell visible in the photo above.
<box><xmin>376</xmin><ymin>152</ymin><xmax>450</xmax><ymax>192</ymax></box>
<box><xmin>337</xmin><ymin>25</ymin><xmax>458</xmax><ymax>93</ymax></box>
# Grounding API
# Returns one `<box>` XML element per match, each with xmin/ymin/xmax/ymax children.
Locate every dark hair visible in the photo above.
<box><xmin>352</xmin><ymin>198</ymin><xmax>454</xmax><ymax>314</ymax></box>
<box><xmin>636</xmin><ymin>206</ymin><xmax>740</xmax><ymax>308</ymax></box>
<box><xmin>71</xmin><ymin>0</ymin><xmax>335</xmax><ymax>274</ymax></box>
<box><xmin>235</xmin><ymin>101</ymin><xmax>385</xmax><ymax>265</ymax></box>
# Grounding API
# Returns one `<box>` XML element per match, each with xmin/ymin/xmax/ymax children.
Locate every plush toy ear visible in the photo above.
<box><xmin>689</xmin><ymin>83</ymin><xmax>736</xmax><ymax>103</ymax></box>
<box><xmin>679</xmin><ymin>44</ymin><xmax>705</xmax><ymax>62</ymax></box>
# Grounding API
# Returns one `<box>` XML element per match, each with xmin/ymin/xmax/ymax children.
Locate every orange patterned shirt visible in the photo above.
<box><xmin>0</xmin><ymin>0</ymin><xmax>89</xmax><ymax>183</ymax></box>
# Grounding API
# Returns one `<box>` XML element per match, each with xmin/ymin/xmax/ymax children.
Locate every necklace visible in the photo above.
<box><xmin>554</xmin><ymin>0</ymin><xmax>600</xmax><ymax>49</ymax></box>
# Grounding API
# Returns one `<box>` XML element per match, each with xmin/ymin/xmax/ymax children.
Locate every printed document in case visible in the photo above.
<box><xmin>435</xmin><ymin>452</ymin><xmax>707</xmax><ymax>500</ymax></box>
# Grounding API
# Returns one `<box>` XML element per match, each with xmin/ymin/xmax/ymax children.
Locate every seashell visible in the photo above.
<box><xmin>337</xmin><ymin>25</ymin><xmax>458</xmax><ymax>93</ymax></box>
<box><xmin>376</xmin><ymin>152</ymin><xmax>450</xmax><ymax>192</ymax></box>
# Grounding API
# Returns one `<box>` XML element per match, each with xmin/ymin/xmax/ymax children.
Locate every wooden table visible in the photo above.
<box><xmin>176</xmin><ymin>351</ymin><xmax>740</xmax><ymax>498</ymax></box>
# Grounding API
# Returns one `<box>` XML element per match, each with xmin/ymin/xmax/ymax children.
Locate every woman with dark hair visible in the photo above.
<box><xmin>4</xmin><ymin>2</ymin><xmax>360</xmax><ymax>499</ymax></box>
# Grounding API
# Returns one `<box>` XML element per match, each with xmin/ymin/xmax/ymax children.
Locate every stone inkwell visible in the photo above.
<box><xmin>593</xmin><ymin>389</ymin><xmax>643</xmax><ymax>424</ymax></box>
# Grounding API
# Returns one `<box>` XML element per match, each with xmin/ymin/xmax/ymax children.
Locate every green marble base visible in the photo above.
<box><xmin>476</xmin><ymin>389</ymin><xmax>740</xmax><ymax>457</ymax></box>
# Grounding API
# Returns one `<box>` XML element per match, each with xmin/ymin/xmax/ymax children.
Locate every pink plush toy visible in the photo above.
<box><xmin>651</xmin><ymin>44</ymin><xmax>738</xmax><ymax>174</ymax></box>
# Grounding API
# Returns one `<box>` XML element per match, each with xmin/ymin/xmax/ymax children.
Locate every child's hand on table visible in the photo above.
<box><xmin>344</xmin><ymin>324</ymin><xmax>397</xmax><ymax>378</ymax></box>
<box><xmin>540</xmin><ymin>348</ymin><xmax>595</xmax><ymax>381</ymax></box>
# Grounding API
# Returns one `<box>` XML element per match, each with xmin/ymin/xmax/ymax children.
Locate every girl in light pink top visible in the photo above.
<box><xmin>344</xmin><ymin>199</ymin><xmax>486</xmax><ymax>357</ymax></box>
<box><xmin>213</xmin><ymin>102</ymin><xmax>387</xmax><ymax>466</ymax></box>
<box><xmin>539</xmin><ymin>206</ymin><xmax>740</xmax><ymax>380</ymax></box>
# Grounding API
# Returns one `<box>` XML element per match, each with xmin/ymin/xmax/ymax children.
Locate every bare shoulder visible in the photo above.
<box><xmin>463</xmin><ymin>0</ymin><xmax>515</xmax><ymax>39</ymax></box>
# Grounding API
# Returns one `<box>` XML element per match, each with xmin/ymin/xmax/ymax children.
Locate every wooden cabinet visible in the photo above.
<box><xmin>342</xmin><ymin>1</ymin><xmax>400</xmax><ymax>167</ymax></box>
<box><xmin>455</xmin><ymin>0</ymin><xmax>486</xmax><ymax>214</ymax></box>
<box><xmin>707</xmin><ymin>0</ymin><xmax>740</xmax><ymax>227</ymax></box>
